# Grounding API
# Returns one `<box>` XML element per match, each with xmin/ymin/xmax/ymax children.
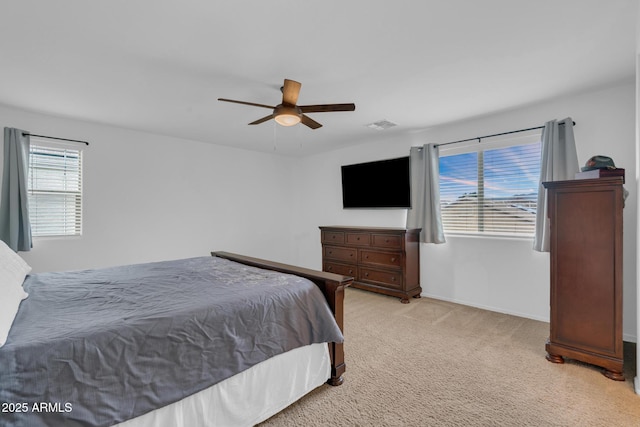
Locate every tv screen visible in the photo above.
<box><xmin>341</xmin><ymin>156</ymin><xmax>411</xmax><ymax>208</ymax></box>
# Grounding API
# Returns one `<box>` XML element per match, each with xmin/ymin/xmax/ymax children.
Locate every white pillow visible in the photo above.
<box><xmin>0</xmin><ymin>239</ymin><xmax>31</xmax><ymax>347</ymax></box>
<box><xmin>0</xmin><ymin>239</ymin><xmax>32</xmax><ymax>285</ymax></box>
<box><xmin>0</xmin><ymin>283</ymin><xmax>28</xmax><ymax>346</ymax></box>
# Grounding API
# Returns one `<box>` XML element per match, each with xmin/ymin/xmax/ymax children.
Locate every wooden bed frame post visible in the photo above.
<box><xmin>211</xmin><ymin>252</ymin><xmax>353</xmax><ymax>386</ymax></box>
<box><xmin>322</xmin><ymin>278</ymin><xmax>347</xmax><ymax>385</ymax></box>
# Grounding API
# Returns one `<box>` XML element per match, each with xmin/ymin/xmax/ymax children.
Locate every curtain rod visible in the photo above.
<box><xmin>22</xmin><ymin>132</ymin><xmax>89</xmax><ymax>146</ymax></box>
<box><xmin>433</xmin><ymin>121</ymin><xmax>576</xmax><ymax>148</ymax></box>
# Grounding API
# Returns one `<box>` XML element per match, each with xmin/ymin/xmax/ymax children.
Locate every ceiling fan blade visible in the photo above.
<box><xmin>249</xmin><ymin>114</ymin><xmax>275</xmax><ymax>125</ymax></box>
<box><xmin>218</xmin><ymin>98</ymin><xmax>275</xmax><ymax>109</ymax></box>
<box><xmin>301</xmin><ymin>114</ymin><xmax>323</xmax><ymax>129</ymax></box>
<box><xmin>281</xmin><ymin>79</ymin><xmax>301</xmax><ymax>106</ymax></box>
<box><xmin>299</xmin><ymin>103</ymin><xmax>356</xmax><ymax>113</ymax></box>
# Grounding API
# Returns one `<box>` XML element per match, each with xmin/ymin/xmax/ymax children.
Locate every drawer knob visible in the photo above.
<box><xmin>391</xmin><ymin>257</ymin><xmax>396</xmax><ymax>262</ymax></box>
<box><xmin>328</xmin><ymin>266</ymin><xmax>333</xmax><ymax>271</ymax></box>
<box><xmin>365</xmin><ymin>272</ymin><xmax>369</xmax><ymax>277</ymax></box>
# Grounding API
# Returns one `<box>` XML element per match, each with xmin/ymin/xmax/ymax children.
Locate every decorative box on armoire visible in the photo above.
<box><xmin>542</xmin><ymin>177</ymin><xmax>624</xmax><ymax>380</ymax></box>
<box><xmin>320</xmin><ymin>226</ymin><xmax>421</xmax><ymax>303</ymax></box>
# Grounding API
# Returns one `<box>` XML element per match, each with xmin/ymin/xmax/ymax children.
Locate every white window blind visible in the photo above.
<box><xmin>438</xmin><ymin>131</ymin><xmax>542</xmax><ymax>237</ymax></box>
<box><xmin>28</xmin><ymin>139</ymin><xmax>83</xmax><ymax>237</ymax></box>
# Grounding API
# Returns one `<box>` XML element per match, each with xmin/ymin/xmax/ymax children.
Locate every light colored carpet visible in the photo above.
<box><xmin>261</xmin><ymin>288</ymin><xmax>640</xmax><ymax>426</ymax></box>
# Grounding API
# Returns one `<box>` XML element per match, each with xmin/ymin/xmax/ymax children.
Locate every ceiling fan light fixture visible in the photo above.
<box><xmin>273</xmin><ymin>104</ymin><xmax>302</xmax><ymax>127</ymax></box>
<box><xmin>274</xmin><ymin>113</ymin><xmax>301</xmax><ymax>127</ymax></box>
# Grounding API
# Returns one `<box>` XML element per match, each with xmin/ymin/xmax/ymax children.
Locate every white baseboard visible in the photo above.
<box><xmin>420</xmin><ymin>292</ymin><xmax>549</xmax><ymax>323</ymax></box>
<box><xmin>420</xmin><ymin>293</ymin><xmax>638</xmax><ymax>343</ymax></box>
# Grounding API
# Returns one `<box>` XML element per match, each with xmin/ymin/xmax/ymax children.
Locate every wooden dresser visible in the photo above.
<box><xmin>320</xmin><ymin>226</ymin><xmax>421</xmax><ymax>303</ymax></box>
<box><xmin>542</xmin><ymin>177</ymin><xmax>624</xmax><ymax>380</ymax></box>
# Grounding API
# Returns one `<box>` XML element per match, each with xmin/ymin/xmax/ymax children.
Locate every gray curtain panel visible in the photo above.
<box><xmin>0</xmin><ymin>128</ymin><xmax>32</xmax><ymax>251</ymax></box>
<box><xmin>406</xmin><ymin>144</ymin><xmax>446</xmax><ymax>244</ymax></box>
<box><xmin>533</xmin><ymin>118</ymin><xmax>579</xmax><ymax>252</ymax></box>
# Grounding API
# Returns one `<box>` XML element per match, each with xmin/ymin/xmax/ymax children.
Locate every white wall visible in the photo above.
<box><xmin>0</xmin><ymin>104</ymin><xmax>297</xmax><ymax>273</ymax></box>
<box><xmin>292</xmin><ymin>80</ymin><xmax>637</xmax><ymax>340</ymax></box>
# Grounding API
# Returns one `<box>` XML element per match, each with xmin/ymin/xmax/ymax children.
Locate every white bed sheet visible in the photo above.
<box><xmin>115</xmin><ymin>342</ymin><xmax>330</xmax><ymax>427</ymax></box>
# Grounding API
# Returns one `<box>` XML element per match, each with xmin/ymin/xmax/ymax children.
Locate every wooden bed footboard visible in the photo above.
<box><xmin>211</xmin><ymin>251</ymin><xmax>353</xmax><ymax>386</ymax></box>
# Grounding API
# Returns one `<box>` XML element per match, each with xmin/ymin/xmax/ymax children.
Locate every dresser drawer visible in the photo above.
<box><xmin>323</xmin><ymin>261</ymin><xmax>357</xmax><ymax>277</ymax></box>
<box><xmin>322</xmin><ymin>230</ymin><xmax>345</xmax><ymax>245</ymax></box>
<box><xmin>372</xmin><ymin>233</ymin><xmax>403</xmax><ymax>249</ymax></box>
<box><xmin>360</xmin><ymin>267</ymin><xmax>403</xmax><ymax>290</ymax></box>
<box><xmin>323</xmin><ymin>246</ymin><xmax>357</xmax><ymax>262</ymax></box>
<box><xmin>346</xmin><ymin>232</ymin><xmax>370</xmax><ymax>246</ymax></box>
<box><xmin>360</xmin><ymin>249</ymin><xmax>402</xmax><ymax>269</ymax></box>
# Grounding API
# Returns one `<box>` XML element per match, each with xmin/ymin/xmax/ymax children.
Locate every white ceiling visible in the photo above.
<box><xmin>0</xmin><ymin>1</ymin><xmax>637</xmax><ymax>157</ymax></box>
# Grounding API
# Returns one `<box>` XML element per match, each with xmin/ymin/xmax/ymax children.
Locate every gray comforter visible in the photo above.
<box><xmin>0</xmin><ymin>256</ymin><xmax>343</xmax><ymax>427</ymax></box>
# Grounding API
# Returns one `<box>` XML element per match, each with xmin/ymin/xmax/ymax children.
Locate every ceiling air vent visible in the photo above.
<box><xmin>366</xmin><ymin>119</ymin><xmax>398</xmax><ymax>131</ymax></box>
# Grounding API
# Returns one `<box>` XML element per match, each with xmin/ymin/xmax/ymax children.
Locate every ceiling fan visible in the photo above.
<box><xmin>218</xmin><ymin>79</ymin><xmax>356</xmax><ymax>129</ymax></box>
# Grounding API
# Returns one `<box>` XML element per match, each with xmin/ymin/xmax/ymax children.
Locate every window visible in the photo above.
<box><xmin>27</xmin><ymin>139</ymin><xmax>83</xmax><ymax>237</ymax></box>
<box><xmin>438</xmin><ymin>131</ymin><xmax>541</xmax><ymax>237</ymax></box>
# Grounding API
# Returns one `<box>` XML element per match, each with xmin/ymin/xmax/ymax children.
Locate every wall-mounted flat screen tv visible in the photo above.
<box><xmin>341</xmin><ymin>156</ymin><xmax>411</xmax><ymax>208</ymax></box>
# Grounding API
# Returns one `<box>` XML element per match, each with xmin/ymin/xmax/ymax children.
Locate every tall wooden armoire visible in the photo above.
<box><xmin>542</xmin><ymin>177</ymin><xmax>624</xmax><ymax>380</ymax></box>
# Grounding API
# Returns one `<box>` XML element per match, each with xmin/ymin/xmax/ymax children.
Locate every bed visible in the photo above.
<box><xmin>0</xmin><ymin>248</ymin><xmax>352</xmax><ymax>427</ymax></box>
